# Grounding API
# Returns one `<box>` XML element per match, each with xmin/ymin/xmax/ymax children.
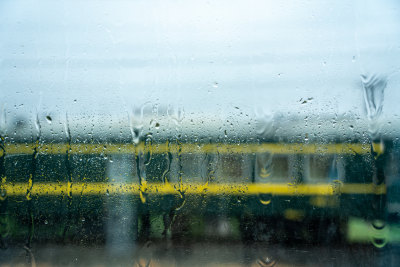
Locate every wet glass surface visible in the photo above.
<box><xmin>1</xmin><ymin>0</ymin><xmax>400</xmax><ymax>266</ymax></box>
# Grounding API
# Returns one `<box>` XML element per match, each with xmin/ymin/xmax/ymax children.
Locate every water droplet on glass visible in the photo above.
<box><xmin>361</xmin><ymin>73</ymin><xmax>386</xmax><ymax>138</ymax></box>
<box><xmin>255</xmin><ymin>108</ymin><xmax>274</xmax><ymax>136</ymax></box>
<box><xmin>257</xmin><ymin>256</ymin><xmax>276</xmax><ymax>267</ymax></box>
<box><xmin>259</xmin><ymin>197</ymin><xmax>272</xmax><ymax>205</ymax></box>
<box><xmin>128</xmin><ymin>108</ymin><xmax>143</xmax><ymax>145</ymax></box>
<box><xmin>168</xmin><ymin>105</ymin><xmax>185</xmax><ymax>127</ymax></box>
<box><xmin>143</xmin><ymin>133</ymin><xmax>153</xmax><ymax>166</ymax></box>
<box><xmin>45</xmin><ymin>115</ymin><xmax>52</xmax><ymax>124</ymax></box>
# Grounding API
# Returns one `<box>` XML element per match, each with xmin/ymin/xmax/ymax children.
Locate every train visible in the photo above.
<box><xmin>0</xmin><ymin>109</ymin><xmax>399</xmax><ymax>247</ymax></box>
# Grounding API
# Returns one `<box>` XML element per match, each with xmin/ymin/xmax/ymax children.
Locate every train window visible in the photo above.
<box><xmin>1</xmin><ymin>0</ymin><xmax>400</xmax><ymax>266</ymax></box>
<box><xmin>305</xmin><ymin>155</ymin><xmax>345</xmax><ymax>183</ymax></box>
<box><xmin>218</xmin><ymin>154</ymin><xmax>245</xmax><ymax>182</ymax></box>
<box><xmin>181</xmin><ymin>153</ymin><xmax>206</xmax><ymax>183</ymax></box>
<box><xmin>256</xmin><ymin>153</ymin><xmax>290</xmax><ymax>183</ymax></box>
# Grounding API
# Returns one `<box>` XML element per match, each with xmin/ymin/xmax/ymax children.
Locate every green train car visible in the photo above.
<box><xmin>0</xmin><ymin>112</ymin><xmax>398</xmax><ymax>246</ymax></box>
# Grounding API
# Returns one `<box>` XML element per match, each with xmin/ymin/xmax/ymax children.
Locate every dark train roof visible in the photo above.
<box><xmin>3</xmin><ymin>111</ymin><xmax>399</xmax><ymax>144</ymax></box>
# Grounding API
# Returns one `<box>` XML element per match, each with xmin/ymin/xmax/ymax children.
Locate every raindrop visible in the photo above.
<box><xmin>361</xmin><ymin>74</ymin><xmax>386</xmax><ymax>121</ymax></box>
<box><xmin>168</xmin><ymin>105</ymin><xmax>185</xmax><ymax>127</ymax></box>
<box><xmin>372</xmin><ymin>220</ymin><xmax>385</xmax><ymax>230</ymax></box>
<box><xmin>143</xmin><ymin>133</ymin><xmax>153</xmax><ymax>166</ymax></box>
<box><xmin>45</xmin><ymin>115</ymin><xmax>52</xmax><ymax>124</ymax></box>
<box><xmin>259</xmin><ymin>197</ymin><xmax>272</xmax><ymax>205</ymax></box>
<box><xmin>370</xmin><ymin>220</ymin><xmax>388</xmax><ymax>248</ymax></box>
<box><xmin>257</xmin><ymin>256</ymin><xmax>276</xmax><ymax>267</ymax></box>
<box><xmin>255</xmin><ymin>108</ymin><xmax>274</xmax><ymax>136</ymax></box>
<box><xmin>300</xmin><ymin>97</ymin><xmax>313</xmax><ymax>104</ymax></box>
<box><xmin>34</xmin><ymin>112</ymin><xmax>41</xmax><ymax>136</ymax></box>
<box><xmin>128</xmin><ymin>108</ymin><xmax>143</xmax><ymax>145</ymax></box>
<box><xmin>361</xmin><ymin>73</ymin><xmax>386</xmax><ymax>138</ymax></box>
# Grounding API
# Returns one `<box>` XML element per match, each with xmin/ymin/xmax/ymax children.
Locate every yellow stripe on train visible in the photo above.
<box><xmin>0</xmin><ymin>142</ymin><xmax>383</xmax><ymax>156</ymax></box>
<box><xmin>1</xmin><ymin>182</ymin><xmax>386</xmax><ymax>196</ymax></box>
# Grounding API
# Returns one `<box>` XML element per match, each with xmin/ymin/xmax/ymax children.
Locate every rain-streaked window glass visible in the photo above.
<box><xmin>1</xmin><ymin>0</ymin><xmax>400</xmax><ymax>266</ymax></box>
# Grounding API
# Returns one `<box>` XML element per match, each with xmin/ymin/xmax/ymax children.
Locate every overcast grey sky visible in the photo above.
<box><xmin>1</xmin><ymin>0</ymin><xmax>399</xmax><ymax>123</ymax></box>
